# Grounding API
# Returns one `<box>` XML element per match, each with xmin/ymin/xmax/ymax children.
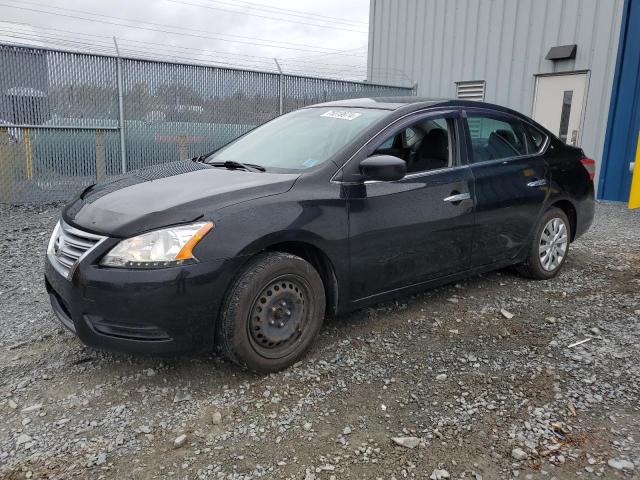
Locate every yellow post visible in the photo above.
<box><xmin>95</xmin><ymin>129</ymin><xmax>106</xmax><ymax>182</ymax></box>
<box><xmin>0</xmin><ymin>127</ymin><xmax>15</xmax><ymax>202</ymax></box>
<box><xmin>629</xmin><ymin>130</ymin><xmax>640</xmax><ymax>209</ymax></box>
<box><xmin>24</xmin><ymin>128</ymin><xmax>33</xmax><ymax>180</ymax></box>
<box><xmin>177</xmin><ymin>133</ymin><xmax>188</xmax><ymax>160</ymax></box>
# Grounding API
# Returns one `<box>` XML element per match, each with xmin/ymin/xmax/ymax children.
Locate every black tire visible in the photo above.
<box><xmin>517</xmin><ymin>207</ymin><xmax>571</xmax><ymax>280</ymax></box>
<box><xmin>218</xmin><ymin>252</ymin><xmax>325</xmax><ymax>373</ymax></box>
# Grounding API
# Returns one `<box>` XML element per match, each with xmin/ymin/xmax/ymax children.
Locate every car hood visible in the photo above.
<box><xmin>63</xmin><ymin>161</ymin><xmax>299</xmax><ymax>237</ymax></box>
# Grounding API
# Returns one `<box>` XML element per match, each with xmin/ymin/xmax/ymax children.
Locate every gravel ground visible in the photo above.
<box><xmin>0</xmin><ymin>201</ymin><xmax>639</xmax><ymax>480</ymax></box>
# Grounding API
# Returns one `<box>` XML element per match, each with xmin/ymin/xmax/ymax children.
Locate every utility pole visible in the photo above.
<box><xmin>113</xmin><ymin>36</ymin><xmax>127</xmax><ymax>173</ymax></box>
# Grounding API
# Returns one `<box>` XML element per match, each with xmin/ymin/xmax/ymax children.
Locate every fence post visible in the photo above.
<box><xmin>113</xmin><ymin>37</ymin><xmax>127</xmax><ymax>173</ymax></box>
<box><xmin>95</xmin><ymin>129</ymin><xmax>106</xmax><ymax>182</ymax></box>
<box><xmin>274</xmin><ymin>58</ymin><xmax>283</xmax><ymax>115</ymax></box>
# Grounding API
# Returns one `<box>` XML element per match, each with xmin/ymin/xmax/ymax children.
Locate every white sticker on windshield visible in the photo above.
<box><xmin>321</xmin><ymin>110</ymin><xmax>361</xmax><ymax>120</ymax></box>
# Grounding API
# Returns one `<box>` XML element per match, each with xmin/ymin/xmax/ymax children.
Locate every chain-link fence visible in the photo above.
<box><xmin>0</xmin><ymin>44</ymin><xmax>414</xmax><ymax>203</ymax></box>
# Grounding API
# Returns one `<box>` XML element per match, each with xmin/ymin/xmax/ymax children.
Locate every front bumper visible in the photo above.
<box><xmin>44</xmin><ymin>251</ymin><xmax>246</xmax><ymax>355</ymax></box>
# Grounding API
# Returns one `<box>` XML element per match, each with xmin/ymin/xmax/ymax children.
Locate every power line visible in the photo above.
<box><xmin>117</xmin><ymin>37</ymin><xmax>366</xmax><ymax>70</ymax></box>
<box><xmin>0</xmin><ymin>29</ymin><xmax>266</xmax><ymax>70</ymax></box>
<box><xmin>214</xmin><ymin>0</ymin><xmax>368</xmax><ymax>27</ymax></box>
<box><xmin>0</xmin><ymin>33</ymin><xmax>369</xmax><ymax>79</ymax></box>
<box><xmin>4</xmin><ymin>39</ymin><xmax>368</xmax><ymax>83</ymax></box>
<box><xmin>0</xmin><ymin>34</ymin><xmax>116</xmax><ymax>55</ymax></box>
<box><xmin>1</xmin><ymin>23</ymin><xmax>415</xmax><ymax>83</ymax></box>
<box><xmin>115</xmin><ymin>47</ymin><xmax>364</xmax><ymax>78</ymax></box>
<box><xmin>1</xmin><ymin>34</ymin><xmax>407</xmax><ymax>84</ymax></box>
<box><xmin>0</xmin><ymin>32</ymin><xmax>271</xmax><ymax>70</ymax></box>
<box><xmin>281</xmin><ymin>44</ymin><xmax>368</xmax><ymax>61</ymax></box>
<box><xmin>0</xmin><ymin>0</ymin><xmax>366</xmax><ymax>56</ymax></box>
<box><xmin>162</xmin><ymin>0</ymin><xmax>367</xmax><ymax>33</ymax></box>
<box><xmin>0</xmin><ymin>26</ymin><xmax>271</xmax><ymax>68</ymax></box>
<box><xmin>0</xmin><ymin>22</ymin><xmax>368</xmax><ymax>70</ymax></box>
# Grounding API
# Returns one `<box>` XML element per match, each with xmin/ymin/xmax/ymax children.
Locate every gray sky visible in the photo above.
<box><xmin>0</xmin><ymin>0</ymin><xmax>385</xmax><ymax>82</ymax></box>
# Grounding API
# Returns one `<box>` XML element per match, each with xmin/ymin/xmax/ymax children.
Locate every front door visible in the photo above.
<box><xmin>532</xmin><ymin>73</ymin><xmax>587</xmax><ymax>146</ymax></box>
<box><xmin>346</xmin><ymin>111</ymin><xmax>475</xmax><ymax>301</ymax></box>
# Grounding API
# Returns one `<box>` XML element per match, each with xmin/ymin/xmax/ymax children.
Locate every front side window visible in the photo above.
<box><xmin>466</xmin><ymin>115</ymin><xmax>527</xmax><ymax>162</ymax></box>
<box><xmin>206</xmin><ymin>107</ymin><xmax>387</xmax><ymax>172</ymax></box>
<box><xmin>372</xmin><ymin>116</ymin><xmax>455</xmax><ymax>174</ymax></box>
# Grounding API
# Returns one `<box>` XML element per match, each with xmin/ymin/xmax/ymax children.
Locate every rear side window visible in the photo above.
<box><xmin>466</xmin><ymin>115</ymin><xmax>527</xmax><ymax>162</ymax></box>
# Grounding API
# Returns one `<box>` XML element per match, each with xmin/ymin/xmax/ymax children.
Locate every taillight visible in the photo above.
<box><xmin>580</xmin><ymin>157</ymin><xmax>596</xmax><ymax>181</ymax></box>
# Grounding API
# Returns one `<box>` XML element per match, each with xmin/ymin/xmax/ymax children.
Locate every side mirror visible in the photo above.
<box><xmin>359</xmin><ymin>155</ymin><xmax>406</xmax><ymax>182</ymax></box>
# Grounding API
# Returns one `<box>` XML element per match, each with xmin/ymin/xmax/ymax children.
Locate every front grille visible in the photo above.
<box><xmin>47</xmin><ymin>220</ymin><xmax>107</xmax><ymax>280</ymax></box>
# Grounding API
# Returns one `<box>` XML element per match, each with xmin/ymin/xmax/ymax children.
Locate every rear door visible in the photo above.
<box><xmin>463</xmin><ymin>110</ymin><xmax>550</xmax><ymax>266</ymax></box>
<box><xmin>346</xmin><ymin>110</ymin><xmax>476</xmax><ymax>300</ymax></box>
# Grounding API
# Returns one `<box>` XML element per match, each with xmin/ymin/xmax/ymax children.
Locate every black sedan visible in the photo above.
<box><xmin>45</xmin><ymin>98</ymin><xmax>595</xmax><ymax>372</ymax></box>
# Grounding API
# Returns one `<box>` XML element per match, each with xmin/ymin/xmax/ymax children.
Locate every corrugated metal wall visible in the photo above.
<box><xmin>599</xmin><ymin>0</ymin><xmax>640</xmax><ymax>201</ymax></box>
<box><xmin>367</xmin><ymin>0</ymin><xmax>625</xmax><ymax>180</ymax></box>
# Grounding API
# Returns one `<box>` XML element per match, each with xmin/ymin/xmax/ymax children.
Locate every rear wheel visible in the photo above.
<box><xmin>517</xmin><ymin>207</ymin><xmax>571</xmax><ymax>280</ymax></box>
<box><xmin>218</xmin><ymin>252</ymin><xmax>325</xmax><ymax>373</ymax></box>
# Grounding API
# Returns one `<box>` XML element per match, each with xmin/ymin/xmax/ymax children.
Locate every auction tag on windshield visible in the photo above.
<box><xmin>321</xmin><ymin>110</ymin><xmax>361</xmax><ymax>120</ymax></box>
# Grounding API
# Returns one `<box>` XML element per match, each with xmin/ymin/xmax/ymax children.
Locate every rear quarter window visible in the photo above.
<box><xmin>524</xmin><ymin>124</ymin><xmax>548</xmax><ymax>153</ymax></box>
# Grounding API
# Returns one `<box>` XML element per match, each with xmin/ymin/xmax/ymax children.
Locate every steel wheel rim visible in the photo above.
<box><xmin>247</xmin><ymin>274</ymin><xmax>309</xmax><ymax>359</ymax></box>
<box><xmin>538</xmin><ymin>217</ymin><xmax>568</xmax><ymax>271</ymax></box>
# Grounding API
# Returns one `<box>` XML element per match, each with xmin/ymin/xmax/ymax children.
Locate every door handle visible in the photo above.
<box><xmin>526</xmin><ymin>179</ymin><xmax>548</xmax><ymax>187</ymax></box>
<box><xmin>443</xmin><ymin>192</ymin><xmax>471</xmax><ymax>203</ymax></box>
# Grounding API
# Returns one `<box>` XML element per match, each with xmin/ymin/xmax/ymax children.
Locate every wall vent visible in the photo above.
<box><xmin>455</xmin><ymin>81</ymin><xmax>486</xmax><ymax>101</ymax></box>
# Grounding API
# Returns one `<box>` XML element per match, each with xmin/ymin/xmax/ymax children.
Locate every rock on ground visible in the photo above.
<box><xmin>0</xmin><ymin>201</ymin><xmax>639</xmax><ymax>479</ymax></box>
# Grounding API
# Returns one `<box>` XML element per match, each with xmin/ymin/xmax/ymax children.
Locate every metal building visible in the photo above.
<box><xmin>367</xmin><ymin>0</ymin><xmax>640</xmax><ymax>202</ymax></box>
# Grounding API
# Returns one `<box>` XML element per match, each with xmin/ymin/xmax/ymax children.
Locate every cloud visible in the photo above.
<box><xmin>0</xmin><ymin>0</ymin><xmax>371</xmax><ymax>80</ymax></box>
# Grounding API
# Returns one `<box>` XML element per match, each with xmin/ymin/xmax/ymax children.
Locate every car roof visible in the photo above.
<box><xmin>306</xmin><ymin>97</ymin><xmax>445</xmax><ymax>110</ymax></box>
<box><xmin>306</xmin><ymin>97</ymin><xmax>527</xmax><ymax>118</ymax></box>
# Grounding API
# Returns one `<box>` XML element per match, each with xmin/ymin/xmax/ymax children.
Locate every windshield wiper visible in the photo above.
<box><xmin>207</xmin><ymin>160</ymin><xmax>266</xmax><ymax>172</ymax></box>
<box><xmin>191</xmin><ymin>147</ymin><xmax>220</xmax><ymax>163</ymax></box>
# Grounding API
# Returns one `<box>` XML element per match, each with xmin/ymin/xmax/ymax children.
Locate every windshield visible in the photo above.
<box><xmin>206</xmin><ymin>107</ymin><xmax>387</xmax><ymax>171</ymax></box>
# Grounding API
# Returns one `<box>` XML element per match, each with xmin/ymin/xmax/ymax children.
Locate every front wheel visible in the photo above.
<box><xmin>218</xmin><ymin>252</ymin><xmax>325</xmax><ymax>373</ymax></box>
<box><xmin>517</xmin><ymin>207</ymin><xmax>571</xmax><ymax>280</ymax></box>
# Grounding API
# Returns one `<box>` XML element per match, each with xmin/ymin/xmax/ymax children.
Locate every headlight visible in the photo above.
<box><xmin>100</xmin><ymin>222</ymin><xmax>214</xmax><ymax>268</ymax></box>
